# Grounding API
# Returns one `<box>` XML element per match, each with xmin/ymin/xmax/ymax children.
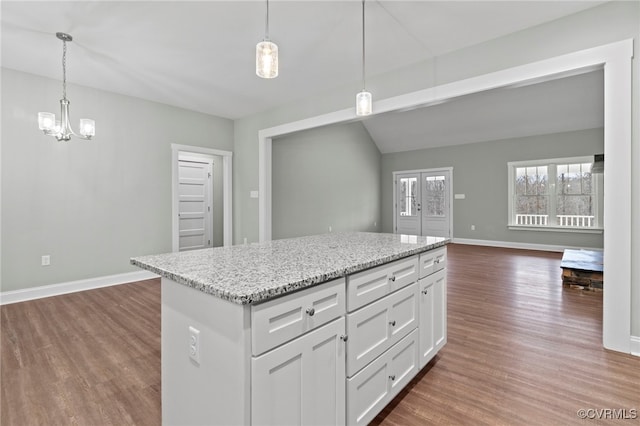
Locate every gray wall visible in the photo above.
<box><xmin>1</xmin><ymin>68</ymin><xmax>233</xmax><ymax>292</ymax></box>
<box><xmin>381</xmin><ymin>128</ymin><xmax>604</xmax><ymax>248</ymax></box>
<box><xmin>232</xmin><ymin>3</ymin><xmax>638</xmax><ymax>335</ymax></box>
<box><xmin>272</xmin><ymin>122</ymin><xmax>381</xmax><ymax>239</ymax></box>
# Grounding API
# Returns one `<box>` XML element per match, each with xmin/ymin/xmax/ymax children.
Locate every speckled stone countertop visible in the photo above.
<box><xmin>131</xmin><ymin>232</ymin><xmax>449</xmax><ymax>305</ymax></box>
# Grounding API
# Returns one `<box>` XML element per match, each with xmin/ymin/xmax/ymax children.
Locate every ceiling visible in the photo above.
<box><xmin>2</xmin><ymin>1</ymin><xmax>606</xmax><ymax>151</ymax></box>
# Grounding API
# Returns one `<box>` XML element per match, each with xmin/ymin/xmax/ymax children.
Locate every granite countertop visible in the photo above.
<box><xmin>130</xmin><ymin>232</ymin><xmax>449</xmax><ymax>305</ymax></box>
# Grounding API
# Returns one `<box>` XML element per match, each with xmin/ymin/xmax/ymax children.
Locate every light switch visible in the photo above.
<box><xmin>250</xmin><ymin>191</ymin><xmax>259</xmax><ymax>198</ymax></box>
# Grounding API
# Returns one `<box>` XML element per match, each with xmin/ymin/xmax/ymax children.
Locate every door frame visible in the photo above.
<box><xmin>171</xmin><ymin>144</ymin><xmax>233</xmax><ymax>250</ymax></box>
<box><xmin>392</xmin><ymin>167</ymin><xmax>453</xmax><ymax>239</ymax></box>
<box><xmin>257</xmin><ymin>40</ymin><xmax>633</xmax><ymax>353</ymax></box>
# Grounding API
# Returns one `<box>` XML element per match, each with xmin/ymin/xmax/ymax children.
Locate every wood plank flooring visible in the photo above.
<box><xmin>1</xmin><ymin>244</ymin><xmax>638</xmax><ymax>425</ymax></box>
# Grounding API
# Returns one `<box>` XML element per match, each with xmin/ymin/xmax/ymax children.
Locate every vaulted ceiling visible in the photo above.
<box><xmin>2</xmin><ymin>1</ymin><xmax>606</xmax><ymax>151</ymax></box>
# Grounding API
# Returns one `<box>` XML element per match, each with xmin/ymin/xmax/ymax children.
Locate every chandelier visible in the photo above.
<box><xmin>38</xmin><ymin>32</ymin><xmax>95</xmax><ymax>141</ymax></box>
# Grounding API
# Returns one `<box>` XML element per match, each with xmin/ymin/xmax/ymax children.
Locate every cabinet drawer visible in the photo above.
<box><xmin>346</xmin><ymin>329</ymin><xmax>419</xmax><ymax>426</ymax></box>
<box><xmin>252</xmin><ymin>278</ymin><xmax>345</xmax><ymax>356</ymax></box>
<box><xmin>418</xmin><ymin>247</ymin><xmax>447</xmax><ymax>278</ymax></box>
<box><xmin>346</xmin><ymin>283</ymin><xmax>417</xmax><ymax>377</ymax></box>
<box><xmin>347</xmin><ymin>255</ymin><xmax>418</xmax><ymax>312</ymax></box>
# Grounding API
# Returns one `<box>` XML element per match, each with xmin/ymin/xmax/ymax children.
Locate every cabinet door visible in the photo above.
<box><xmin>346</xmin><ymin>284</ymin><xmax>417</xmax><ymax>377</ymax></box>
<box><xmin>419</xmin><ymin>269</ymin><xmax>446</xmax><ymax>368</ymax></box>
<box><xmin>252</xmin><ymin>318</ymin><xmax>346</xmax><ymax>426</ymax></box>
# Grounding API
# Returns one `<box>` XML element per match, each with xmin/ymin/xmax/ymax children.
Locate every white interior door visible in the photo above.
<box><xmin>420</xmin><ymin>170</ymin><xmax>451</xmax><ymax>238</ymax></box>
<box><xmin>395</xmin><ymin>169</ymin><xmax>452</xmax><ymax>239</ymax></box>
<box><xmin>178</xmin><ymin>159</ymin><xmax>213</xmax><ymax>251</ymax></box>
<box><xmin>396</xmin><ymin>173</ymin><xmax>421</xmax><ymax>235</ymax></box>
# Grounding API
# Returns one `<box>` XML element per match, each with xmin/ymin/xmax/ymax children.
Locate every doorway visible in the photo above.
<box><xmin>394</xmin><ymin>168</ymin><xmax>452</xmax><ymax>239</ymax></box>
<box><xmin>171</xmin><ymin>144</ymin><xmax>233</xmax><ymax>250</ymax></box>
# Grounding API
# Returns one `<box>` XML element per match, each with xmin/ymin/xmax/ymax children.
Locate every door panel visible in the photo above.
<box><xmin>395</xmin><ymin>173</ymin><xmax>420</xmax><ymax>235</ymax></box>
<box><xmin>178</xmin><ymin>160</ymin><xmax>212</xmax><ymax>251</ymax></box>
<box><xmin>421</xmin><ymin>171</ymin><xmax>450</xmax><ymax>238</ymax></box>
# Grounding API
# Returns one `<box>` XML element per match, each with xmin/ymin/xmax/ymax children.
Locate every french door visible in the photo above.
<box><xmin>395</xmin><ymin>168</ymin><xmax>452</xmax><ymax>239</ymax></box>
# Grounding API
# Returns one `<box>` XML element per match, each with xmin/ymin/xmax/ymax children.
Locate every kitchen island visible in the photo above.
<box><xmin>131</xmin><ymin>232</ymin><xmax>449</xmax><ymax>425</ymax></box>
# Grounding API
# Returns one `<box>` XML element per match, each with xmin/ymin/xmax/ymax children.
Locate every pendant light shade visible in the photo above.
<box><xmin>356</xmin><ymin>0</ymin><xmax>372</xmax><ymax>116</ymax></box>
<box><xmin>356</xmin><ymin>90</ymin><xmax>372</xmax><ymax>116</ymax></box>
<box><xmin>256</xmin><ymin>40</ymin><xmax>278</xmax><ymax>78</ymax></box>
<box><xmin>256</xmin><ymin>0</ymin><xmax>278</xmax><ymax>78</ymax></box>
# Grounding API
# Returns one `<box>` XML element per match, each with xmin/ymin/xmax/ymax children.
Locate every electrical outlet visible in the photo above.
<box><xmin>41</xmin><ymin>255</ymin><xmax>51</xmax><ymax>266</ymax></box>
<box><xmin>328</xmin><ymin>225</ymin><xmax>332</xmax><ymax>232</ymax></box>
<box><xmin>471</xmin><ymin>225</ymin><xmax>476</xmax><ymax>231</ymax></box>
<box><xmin>189</xmin><ymin>326</ymin><xmax>200</xmax><ymax>364</ymax></box>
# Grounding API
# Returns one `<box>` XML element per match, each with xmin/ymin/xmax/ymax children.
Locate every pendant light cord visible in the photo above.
<box><xmin>361</xmin><ymin>0</ymin><xmax>366</xmax><ymax>91</ymax></box>
<box><xmin>265</xmin><ymin>0</ymin><xmax>270</xmax><ymax>40</ymax></box>
<box><xmin>62</xmin><ymin>39</ymin><xmax>67</xmax><ymax>100</ymax></box>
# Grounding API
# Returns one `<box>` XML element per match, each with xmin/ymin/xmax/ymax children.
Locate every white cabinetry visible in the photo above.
<box><xmin>346</xmin><ymin>329</ymin><xmax>419</xmax><ymax>426</ymax></box>
<box><xmin>419</xmin><ymin>259</ymin><xmax>447</xmax><ymax>368</ymax></box>
<box><xmin>252</xmin><ymin>318</ymin><xmax>346</xmax><ymax>426</ymax></box>
<box><xmin>160</xmin><ymin>246</ymin><xmax>446</xmax><ymax>426</ymax></box>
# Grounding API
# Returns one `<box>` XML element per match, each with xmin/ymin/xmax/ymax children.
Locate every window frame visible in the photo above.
<box><xmin>507</xmin><ymin>155</ymin><xmax>603</xmax><ymax>234</ymax></box>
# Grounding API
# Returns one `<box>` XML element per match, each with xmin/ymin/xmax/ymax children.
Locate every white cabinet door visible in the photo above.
<box><xmin>419</xmin><ymin>269</ymin><xmax>447</xmax><ymax>368</ymax></box>
<box><xmin>252</xmin><ymin>318</ymin><xmax>346</xmax><ymax>426</ymax></box>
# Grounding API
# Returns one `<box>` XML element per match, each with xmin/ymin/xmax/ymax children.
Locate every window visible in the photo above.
<box><xmin>399</xmin><ymin>177</ymin><xmax>417</xmax><ymax>217</ymax></box>
<box><xmin>508</xmin><ymin>156</ymin><xmax>602</xmax><ymax>231</ymax></box>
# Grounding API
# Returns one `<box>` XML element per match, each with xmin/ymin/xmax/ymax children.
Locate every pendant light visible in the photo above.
<box><xmin>38</xmin><ymin>32</ymin><xmax>95</xmax><ymax>141</ymax></box>
<box><xmin>356</xmin><ymin>0</ymin><xmax>372</xmax><ymax>116</ymax></box>
<box><xmin>256</xmin><ymin>0</ymin><xmax>278</xmax><ymax>78</ymax></box>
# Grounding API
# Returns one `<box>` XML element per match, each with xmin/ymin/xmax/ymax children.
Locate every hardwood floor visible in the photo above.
<box><xmin>1</xmin><ymin>279</ymin><xmax>161</xmax><ymax>425</ymax></box>
<box><xmin>1</xmin><ymin>244</ymin><xmax>638</xmax><ymax>425</ymax></box>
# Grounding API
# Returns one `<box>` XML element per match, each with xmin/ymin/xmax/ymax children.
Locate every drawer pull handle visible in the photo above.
<box><xmin>306</xmin><ymin>307</ymin><xmax>315</xmax><ymax>316</ymax></box>
<box><xmin>389</xmin><ymin>375</ymin><xmax>396</xmax><ymax>381</ymax></box>
<box><xmin>389</xmin><ymin>320</ymin><xmax>396</xmax><ymax>327</ymax></box>
<box><xmin>434</xmin><ymin>259</ymin><xmax>440</xmax><ymax>264</ymax></box>
<box><xmin>340</xmin><ymin>335</ymin><xmax>348</xmax><ymax>342</ymax></box>
<box><xmin>422</xmin><ymin>289</ymin><xmax>429</xmax><ymax>295</ymax></box>
<box><xmin>389</xmin><ymin>276</ymin><xmax>396</xmax><ymax>282</ymax></box>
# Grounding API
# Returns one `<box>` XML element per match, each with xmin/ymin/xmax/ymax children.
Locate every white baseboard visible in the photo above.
<box><xmin>631</xmin><ymin>336</ymin><xmax>640</xmax><ymax>357</ymax></box>
<box><xmin>0</xmin><ymin>270</ymin><xmax>159</xmax><ymax>305</ymax></box>
<box><xmin>452</xmin><ymin>238</ymin><xmax>602</xmax><ymax>253</ymax></box>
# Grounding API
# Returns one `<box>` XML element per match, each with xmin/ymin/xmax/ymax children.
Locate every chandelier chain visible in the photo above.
<box><xmin>62</xmin><ymin>39</ymin><xmax>67</xmax><ymax>100</ymax></box>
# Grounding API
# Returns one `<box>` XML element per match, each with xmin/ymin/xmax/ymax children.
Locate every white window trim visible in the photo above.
<box><xmin>507</xmin><ymin>155</ymin><xmax>602</xmax><ymax>232</ymax></box>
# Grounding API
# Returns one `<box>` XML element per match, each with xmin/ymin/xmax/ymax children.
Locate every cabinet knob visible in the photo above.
<box><xmin>306</xmin><ymin>307</ymin><xmax>315</xmax><ymax>316</ymax></box>
<box><xmin>340</xmin><ymin>334</ymin><xmax>348</xmax><ymax>342</ymax></box>
<box><xmin>389</xmin><ymin>275</ymin><xmax>396</xmax><ymax>282</ymax></box>
<box><xmin>389</xmin><ymin>375</ymin><xmax>396</xmax><ymax>381</ymax></box>
<box><xmin>389</xmin><ymin>320</ymin><xmax>396</xmax><ymax>327</ymax></box>
<box><xmin>422</xmin><ymin>289</ymin><xmax>429</xmax><ymax>295</ymax></box>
